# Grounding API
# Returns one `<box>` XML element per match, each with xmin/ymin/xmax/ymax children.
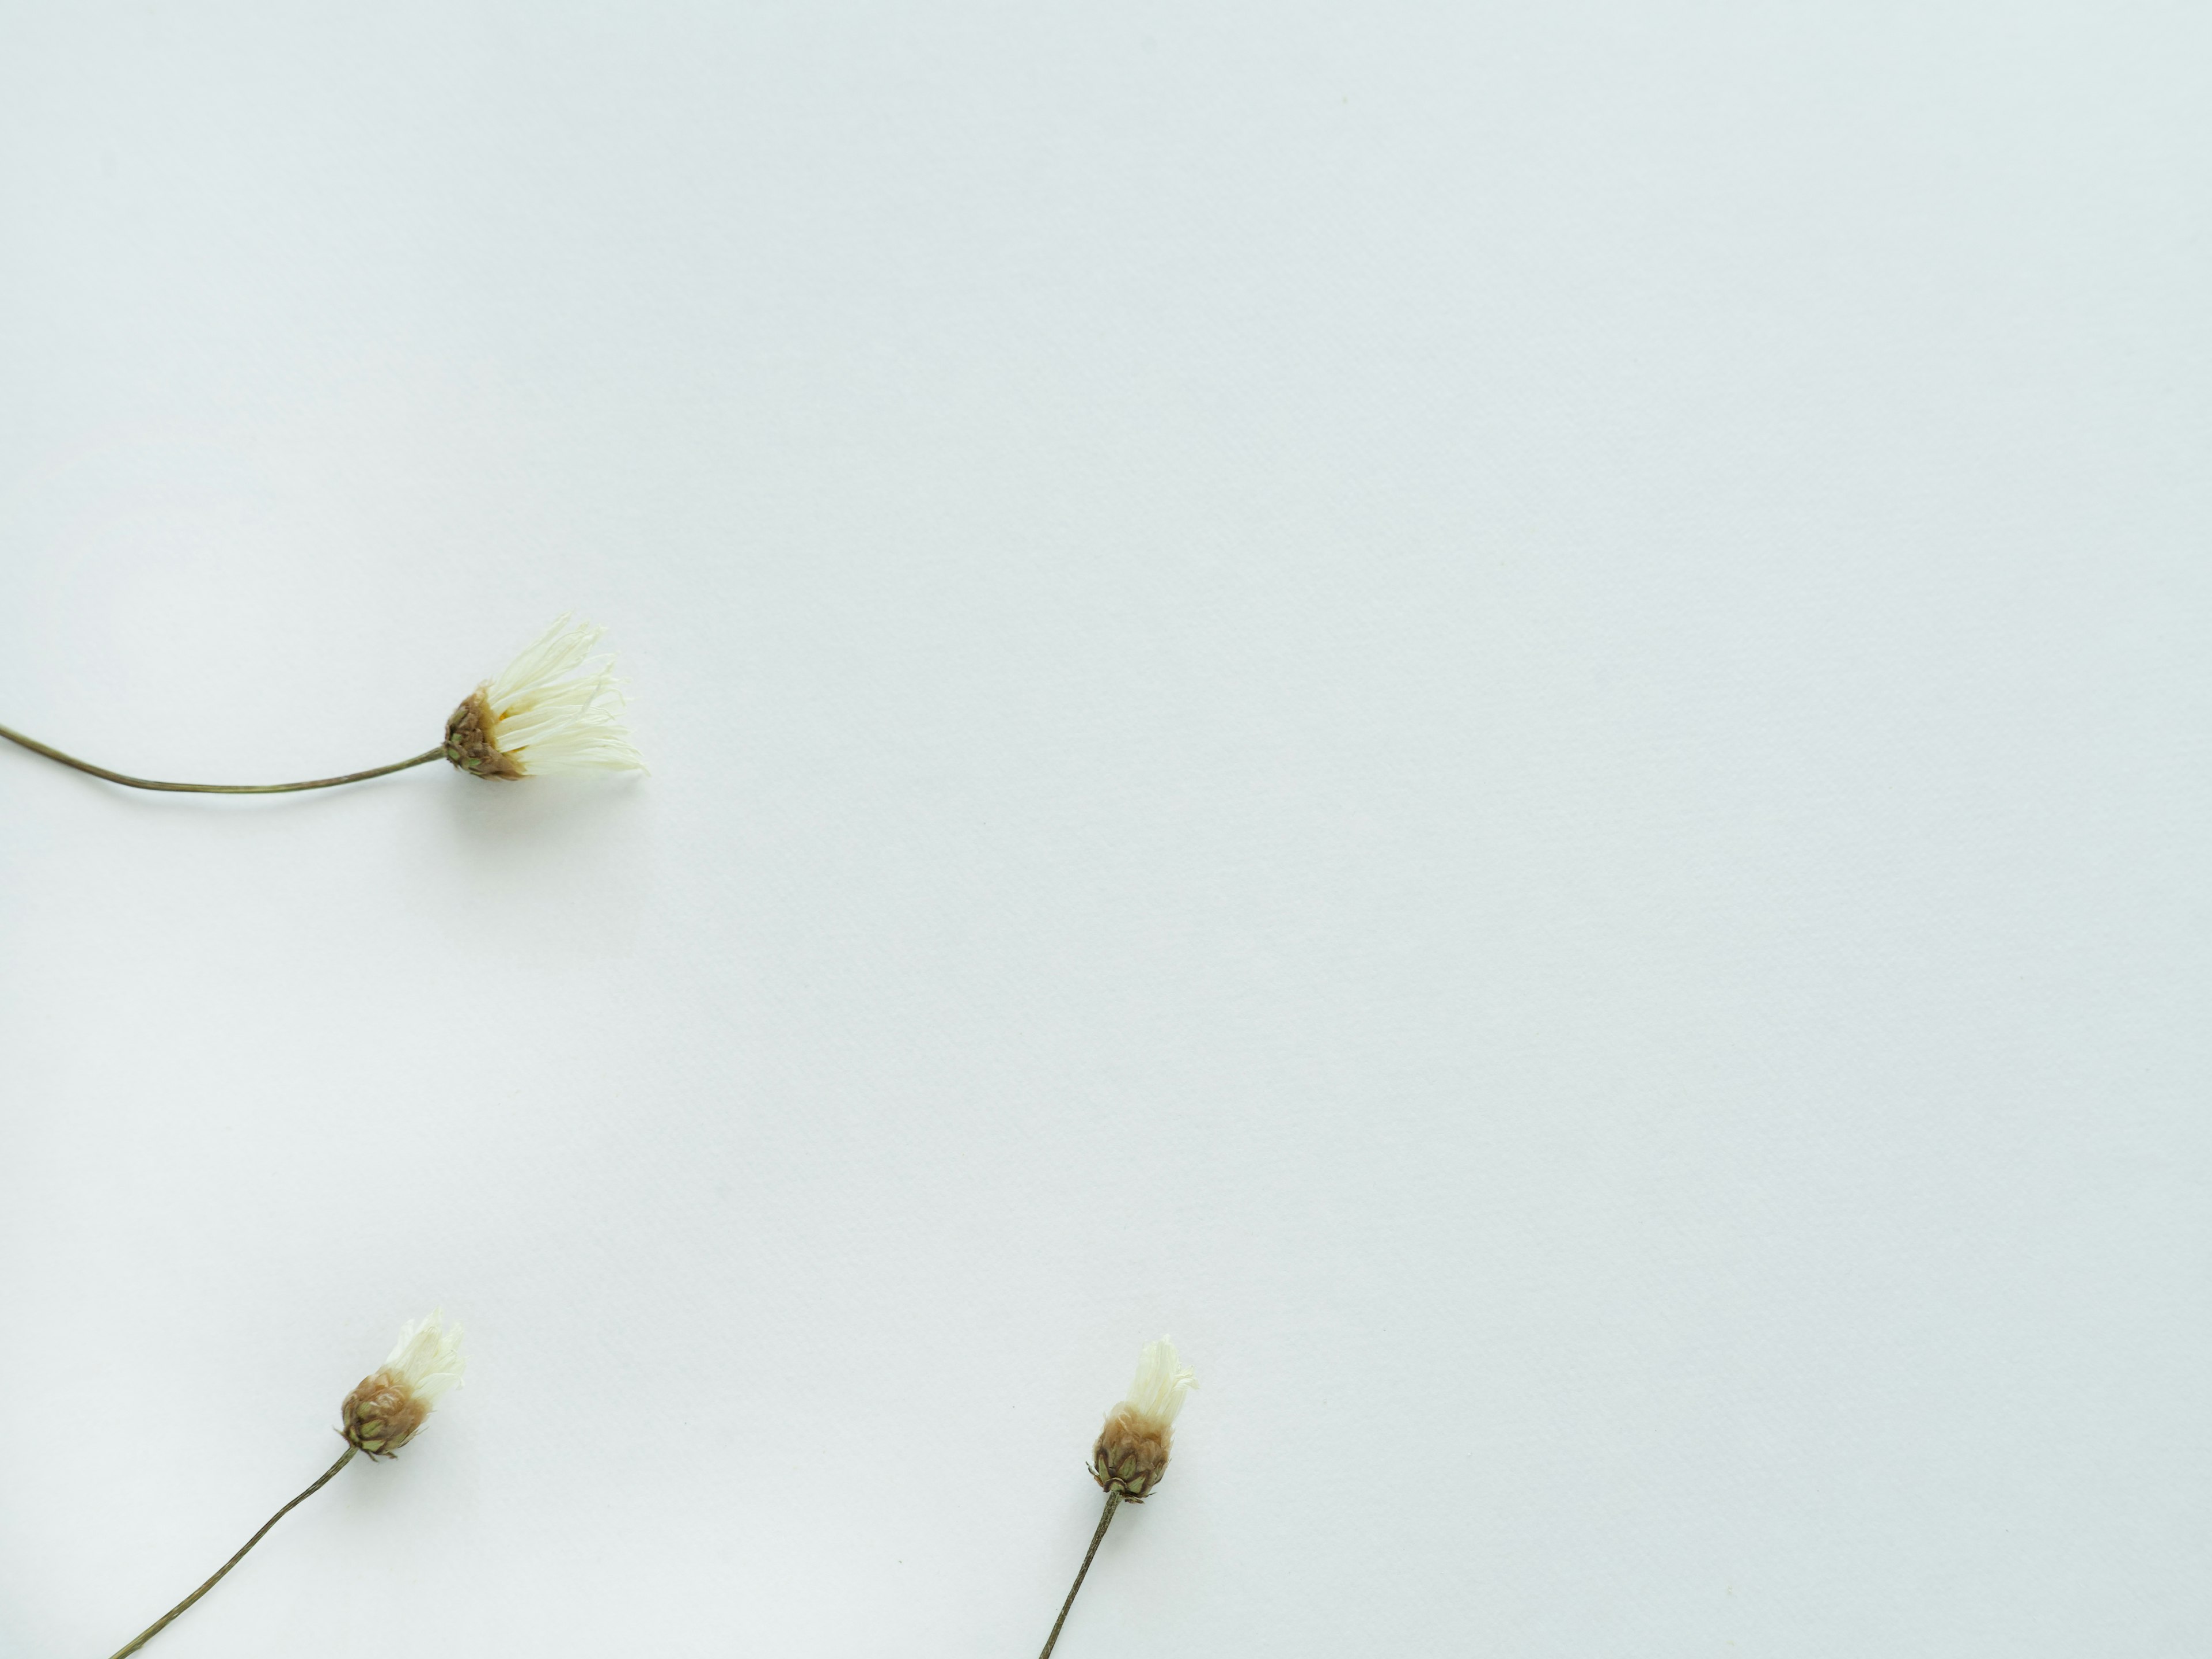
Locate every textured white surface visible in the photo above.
<box><xmin>2</xmin><ymin>5</ymin><xmax>2209</xmax><ymax>1654</ymax></box>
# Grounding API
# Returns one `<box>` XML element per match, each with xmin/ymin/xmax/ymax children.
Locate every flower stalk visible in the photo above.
<box><xmin>1037</xmin><ymin>1490</ymin><xmax>1121</xmax><ymax>1659</ymax></box>
<box><xmin>0</xmin><ymin>725</ymin><xmax>445</xmax><ymax>793</ymax></box>
<box><xmin>105</xmin><ymin>1447</ymin><xmax>357</xmax><ymax>1659</ymax></box>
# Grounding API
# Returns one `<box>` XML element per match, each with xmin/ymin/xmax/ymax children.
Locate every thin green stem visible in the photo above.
<box><xmin>0</xmin><ymin>724</ymin><xmax>444</xmax><ymax>793</ymax></box>
<box><xmin>107</xmin><ymin>1445</ymin><xmax>357</xmax><ymax>1659</ymax></box>
<box><xmin>1038</xmin><ymin>1490</ymin><xmax>1121</xmax><ymax>1659</ymax></box>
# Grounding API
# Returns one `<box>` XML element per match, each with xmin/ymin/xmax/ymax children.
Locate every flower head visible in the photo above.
<box><xmin>444</xmin><ymin>616</ymin><xmax>643</xmax><ymax>779</ymax></box>
<box><xmin>1090</xmin><ymin>1336</ymin><xmax>1195</xmax><ymax>1502</ymax></box>
<box><xmin>342</xmin><ymin>1310</ymin><xmax>467</xmax><ymax>1458</ymax></box>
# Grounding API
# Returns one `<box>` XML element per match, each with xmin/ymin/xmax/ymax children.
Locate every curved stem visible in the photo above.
<box><xmin>107</xmin><ymin>1445</ymin><xmax>357</xmax><ymax>1659</ymax></box>
<box><xmin>1039</xmin><ymin>1490</ymin><xmax>1120</xmax><ymax>1659</ymax></box>
<box><xmin>0</xmin><ymin>724</ymin><xmax>443</xmax><ymax>794</ymax></box>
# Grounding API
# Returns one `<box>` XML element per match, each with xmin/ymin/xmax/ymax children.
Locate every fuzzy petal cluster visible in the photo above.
<box><xmin>445</xmin><ymin>616</ymin><xmax>643</xmax><ymax>779</ymax></box>
<box><xmin>342</xmin><ymin>1310</ymin><xmax>467</xmax><ymax>1458</ymax></box>
<box><xmin>1091</xmin><ymin>1336</ymin><xmax>1196</xmax><ymax>1502</ymax></box>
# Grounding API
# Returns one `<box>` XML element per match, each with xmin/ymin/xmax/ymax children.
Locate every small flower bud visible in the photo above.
<box><xmin>341</xmin><ymin>1310</ymin><xmax>466</xmax><ymax>1459</ymax></box>
<box><xmin>442</xmin><ymin>616</ymin><xmax>644</xmax><ymax>780</ymax></box>
<box><xmin>1090</xmin><ymin>1336</ymin><xmax>1195</xmax><ymax>1502</ymax></box>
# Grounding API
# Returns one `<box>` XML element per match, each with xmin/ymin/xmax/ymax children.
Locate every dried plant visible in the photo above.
<box><xmin>1038</xmin><ymin>1336</ymin><xmax>1197</xmax><ymax>1659</ymax></box>
<box><xmin>2</xmin><ymin>616</ymin><xmax>641</xmax><ymax>795</ymax></box>
<box><xmin>106</xmin><ymin>1312</ymin><xmax>466</xmax><ymax>1658</ymax></box>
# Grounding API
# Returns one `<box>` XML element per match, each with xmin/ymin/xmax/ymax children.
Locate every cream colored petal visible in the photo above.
<box><xmin>475</xmin><ymin>616</ymin><xmax>646</xmax><ymax>775</ymax></box>
<box><xmin>1123</xmin><ymin>1335</ymin><xmax>1196</xmax><ymax>1429</ymax></box>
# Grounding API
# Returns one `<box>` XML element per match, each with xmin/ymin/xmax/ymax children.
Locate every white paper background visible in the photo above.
<box><xmin>3</xmin><ymin>4</ymin><xmax>2209</xmax><ymax>1654</ymax></box>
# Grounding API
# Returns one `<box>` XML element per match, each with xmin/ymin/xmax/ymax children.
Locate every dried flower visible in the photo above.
<box><xmin>444</xmin><ymin>615</ymin><xmax>644</xmax><ymax>779</ymax></box>
<box><xmin>342</xmin><ymin>1310</ymin><xmax>468</xmax><ymax>1458</ymax></box>
<box><xmin>105</xmin><ymin>1309</ymin><xmax>471</xmax><ymax>1657</ymax></box>
<box><xmin>1090</xmin><ymin>1336</ymin><xmax>1196</xmax><ymax>1502</ymax></box>
<box><xmin>3</xmin><ymin>613</ymin><xmax>643</xmax><ymax>795</ymax></box>
<box><xmin>1039</xmin><ymin>1336</ymin><xmax>1199</xmax><ymax>1659</ymax></box>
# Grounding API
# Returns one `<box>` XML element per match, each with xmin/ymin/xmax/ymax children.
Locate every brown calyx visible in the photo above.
<box><xmin>342</xmin><ymin>1370</ymin><xmax>430</xmax><ymax>1458</ymax></box>
<box><xmin>443</xmin><ymin>687</ymin><xmax>525</xmax><ymax>780</ymax></box>
<box><xmin>1090</xmin><ymin>1404</ymin><xmax>1173</xmax><ymax>1502</ymax></box>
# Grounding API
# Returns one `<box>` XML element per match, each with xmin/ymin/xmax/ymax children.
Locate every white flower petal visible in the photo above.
<box><xmin>478</xmin><ymin>615</ymin><xmax>645</xmax><ymax>776</ymax></box>
<box><xmin>1122</xmin><ymin>1335</ymin><xmax>1196</xmax><ymax>1430</ymax></box>
<box><xmin>383</xmin><ymin>1308</ymin><xmax>467</xmax><ymax>1405</ymax></box>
